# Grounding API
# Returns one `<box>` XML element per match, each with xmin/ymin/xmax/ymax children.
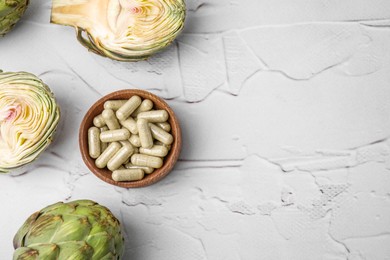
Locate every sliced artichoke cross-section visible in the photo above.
<box><xmin>0</xmin><ymin>0</ymin><xmax>29</xmax><ymax>36</ymax></box>
<box><xmin>0</xmin><ymin>71</ymin><xmax>60</xmax><ymax>174</ymax></box>
<box><xmin>51</xmin><ymin>0</ymin><xmax>186</xmax><ymax>61</ymax></box>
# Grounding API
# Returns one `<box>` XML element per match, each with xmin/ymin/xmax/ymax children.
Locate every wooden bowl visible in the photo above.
<box><xmin>79</xmin><ymin>89</ymin><xmax>182</xmax><ymax>188</ymax></box>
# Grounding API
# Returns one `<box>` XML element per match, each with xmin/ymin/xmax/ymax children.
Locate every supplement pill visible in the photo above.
<box><xmin>100</xmin><ymin>129</ymin><xmax>130</xmax><ymax>142</ymax></box>
<box><xmin>88</xmin><ymin>127</ymin><xmax>101</xmax><ymax>159</ymax></box>
<box><xmin>137</xmin><ymin>119</ymin><xmax>153</xmax><ymax>148</ymax></box>
<box><xmin>93</xmin><ymin>114</ymin><xmax>106</xmax><ymax>127</ymax></box>
<box><xmin>139</xmin><ymin>145</ymin><xmax>168</xmax><ymax>157</ymax></box>
<box><xmin>132</xmin><ymin>99</ymin><xmax>153</xmax><ymax>117</ymax></box>
<box><xmin>107</xmin><ymin>145</ymin><xmax>134</xmax><ymax>171</ymax></box>
<box><xmin>102</xmin><ymin>109</ymin><xmax>120</xmax><ymax>130</ymax></box>
<box><xmin>137</xmin><ymin>110</ymin><xmax>169</xmax><ymax>123</ymax></box>
<box><xmin>95</xmin><ymin>142</ymin><xmax>121</xmax><ymax>168</ymax></box>
<box><xmin>149</xmin><ymin>123</ymin><xmax>173</xmax><ymax>145</ymax></box>
<box><xmin>104</xmin><ymin>100</ymin><xmax>127</xmax><ymax>111</ymax></box>
<box><xmin>155</xmin><ymin>122</ymin><xmax>171</xmax><ymax>132</ymax></box>
<box><xmin>116</xmin><ymin>95</ymin><xmax>142</xmax><ymax>121</ymax></box>
<box><xmin>112</xmin><ymin>169</ymin><xmax>144</xmax><ymax>182</ymax></box>
<box><xmin>131</xmin><ymin>154</ymin><xmax>163</xmax><ymax>168</ymax></box>
<box><xmin>119</xmin><ymin>117</ymin><xmax>138</xmax><ymax>134</ymax></box>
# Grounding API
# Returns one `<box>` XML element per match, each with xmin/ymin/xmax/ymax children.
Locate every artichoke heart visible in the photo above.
<box><xmin>13</xmin><ymin>200</ymin><xmax>125</xmax><ymax>260</ymax></box>
<box><xmin>51</xmin><ymin>0</ymin><xmax>186</xmax><ymax>61</ymax></box>
<box><xmin>0</xmin><ymin>0</ymin><xmax>29</xmax><ymax>36</ymax></box>
<box><xmin>0</xmin><ymin>71</ymin><xmax>60</xmax><ymax>173</ymax></box>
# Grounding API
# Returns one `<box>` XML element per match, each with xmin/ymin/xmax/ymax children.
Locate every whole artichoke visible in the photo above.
<box><xmin>0</xmin><ymin>0</ymin><xmax>29</xmax><ymax>36</ymax></box>
<box><xmin>0</xmin><ymin>71</ymin><xmax>60</xmax><ymax>173</ymax></box>
<box><xmin>13</xmin><ymin>200</ymin><xmax>125</xmax><ymax>259</ymax></box>
<box><xmin>51</xmin><ymin>0</ymin><xmax>186</xmax><ymax>61</ymax></box>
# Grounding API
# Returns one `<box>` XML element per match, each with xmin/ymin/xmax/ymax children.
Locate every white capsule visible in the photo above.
<box><xmin>95</xmin><ymin>142</ymin><xmax>121</xmax><ymax>168</ymax></box>
<box><xmin>125</xmin><ymin>164</ymin><xmax>154</xmax><ymax>174</ymax></box>
<box><xmin>88</xmin><ymin>127</ymin><xmax>101</xmax><ymax>159</ymax></box>
<box><xmin>119</xmin><ymin>117</ymin><xmax>138</xmax><ymax>134</ymax></box>
<box><xmin>137</xmin><ymin>119</ymin><xmax>153</xmax><ymax>148</ymax></box>
<box><xmin>129</xmin><ymin>135</ymin><xmax>141</xmax><ymax>147</ymax></box>
<box><xmin>139</xmin><ymin>145</ymin><xmax>169</xmax><ymax>157</ymax></box>
<box><xmin>155</xmin><ymin>122</ymin><xmax>171</xmax><ymax>132</ymax></box>
<box><xmin>137</xmin><ymin>110</ymin><xmax>169</xmax><ymax>123</ymax></box>
<box><xmin>93</xmin><ymin>114</ymin><xmax>106</xmax><ymax>127</ymax></box>
<box><xmin>132</xmin><ymin>99</ymin><xmax>154</xmax><ymax>117</ymax></box>
<box><xmin>102</xmin><ymin>109</ymin><xmax>120</xmax><ymax>130</ymax></box>
<box><xmin>100</xmin><ymin>126</ymin><xmax>109</xmax><ymax>152</ymax></box>
<box><xmin>149</xmin><ymin>123</ymin><xmax>173</xmax><ymax>145</ymax></box>
<box><xmin>100</xmin><ymin>129</ymin><xmax>130</xmax><ymax>142</ymax></box>
<box><xmin>107</xmin><ymin>145</ymin><xmax>135</xmax><ymax>171</ymax></box>
<box><xmin>131</xmin><ymin>154</ymin><xmax>163</xmax><ymax>168</ymax></box>
<box><xmin>112</xmin><ymin>169</ymin><xmax>144</xmax><ymax>182</ymax></box>
<box><xmin>104</xmin><ymin>100</ymin><xmax>127</xmax><ymax>111</ymax></box>
<box><xmin>116</xmin><ymin>95</ymin><xmax>142</xmax><ymax>121</ymax></box>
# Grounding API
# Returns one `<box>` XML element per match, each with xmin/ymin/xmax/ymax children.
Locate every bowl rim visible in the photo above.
<box><xmin>79</xmin><ymin>89</ymin><xmax>182</xmax><ymax>188</ymax></box>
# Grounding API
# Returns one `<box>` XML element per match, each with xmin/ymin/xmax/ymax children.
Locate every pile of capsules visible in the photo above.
<box><xmin>88</xmin><ymin>95</ymin><xmax>173</xmax><ymax>182</ymax></box>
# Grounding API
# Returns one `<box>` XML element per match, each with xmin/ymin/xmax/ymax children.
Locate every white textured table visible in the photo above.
<box><xmin>1</xmin><ymin>1</ymin><xmax>390</xmax><ymax>259</ymax></box>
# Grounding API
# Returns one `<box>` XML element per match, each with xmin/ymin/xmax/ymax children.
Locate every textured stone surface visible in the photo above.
<box><xmin>1</xmin><ymin>0</ymin><xmax>390</xmax><ymax>259</ymax></box>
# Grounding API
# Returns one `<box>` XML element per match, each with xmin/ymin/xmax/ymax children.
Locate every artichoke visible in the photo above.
<box><xmin>0</xmin><ymin>71</ymin><xmax>60</xmax><ymax>173</ymax></box>
<box><xmin>13</xmin><ymin>200</ymin><xmax>125</xmax><ymax>259</ymax></box>
<box><xmin>0</xmin><ymin>0</ymin><xmax>29</xmax><ymax>36</ymax></box>
<box><xmin>51</xmin><ymin>0</ymin><xmax>186</xmax><ymax>61</ymax></box>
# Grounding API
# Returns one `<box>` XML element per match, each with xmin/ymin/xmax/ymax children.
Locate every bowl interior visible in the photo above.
<box><xmin>79</xmin><ymin>89</ymin><xmax>182</xmax><ymax>188</ymax></box>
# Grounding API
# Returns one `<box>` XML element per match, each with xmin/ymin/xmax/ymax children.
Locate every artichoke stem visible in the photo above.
<box><xmin>51</xmin><ymin>0</ymin><xmax>107</xmax><ymax>26</ymax></box>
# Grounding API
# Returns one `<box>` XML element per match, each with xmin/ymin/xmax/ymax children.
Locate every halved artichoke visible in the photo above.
<box><xmin>0</xmin><ymin>71</ymin><xmax>60</xmax><ymax>173</ymax></box>
<box><xmin>51</xmin><ymin>0</ymin><xmax>186</xmax><ymax>61</ymax></box>
<box><xmin>13</xmin><ymin>200</ymin><xmax>125</xmax><ymax>259</ymax></box>
<box><xmin>0</xmin><ymin>0</ymin><xmax>29</xmax><ymax>36</ymax></box>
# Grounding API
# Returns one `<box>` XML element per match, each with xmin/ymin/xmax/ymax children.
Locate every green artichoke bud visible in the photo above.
<box><xmin>13</xmin><ymin>200</ymin><xmax>125</xmax><ymax>260</ymax></box>
<box><xmin>0</xmin><ymin>0</ymin><xmax>29</xmax><ymax>36</ymax></box>
<box><xmin>0</xmin><ymin>71</ymin><xmax>60</xmax><ymax>174</ymax></box>
<box><xmin>51</xmin><ymin>0</ymin><xmax>186</xmax><ymax>61</ymax></box>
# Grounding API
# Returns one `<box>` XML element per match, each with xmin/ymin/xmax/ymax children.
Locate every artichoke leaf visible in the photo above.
<box><xmin>57</xmin><ymin>241</ymin><xmax>94</xmax><ymax>259</ymax></box>
<box><xmin>13</xmin><ymin>244</ymin><xmax>60</xmax><ymax>260</ymax></box>
<box><xmin>85</xmin><ymin>232</ymin><xmax>115</xmax><ymax>259</ymax></box>
<box><xmin>12</xmin><ymin>247</ymin><xmax>38</xmax><ymax>260</ymax></box>
<box><xmin>13</xmin><ymin>211</ymin><xmax>40</xmax><ymax>248</ymax></box>
<box><xmin>50</xmin><ymin>215</ymin><xmax>92</xmax><ymax>243</ymax></box>
<box><xmin>24</xmin><ymin>215</ymin><xmax>63</xmax><ymax>246</ymax></box>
